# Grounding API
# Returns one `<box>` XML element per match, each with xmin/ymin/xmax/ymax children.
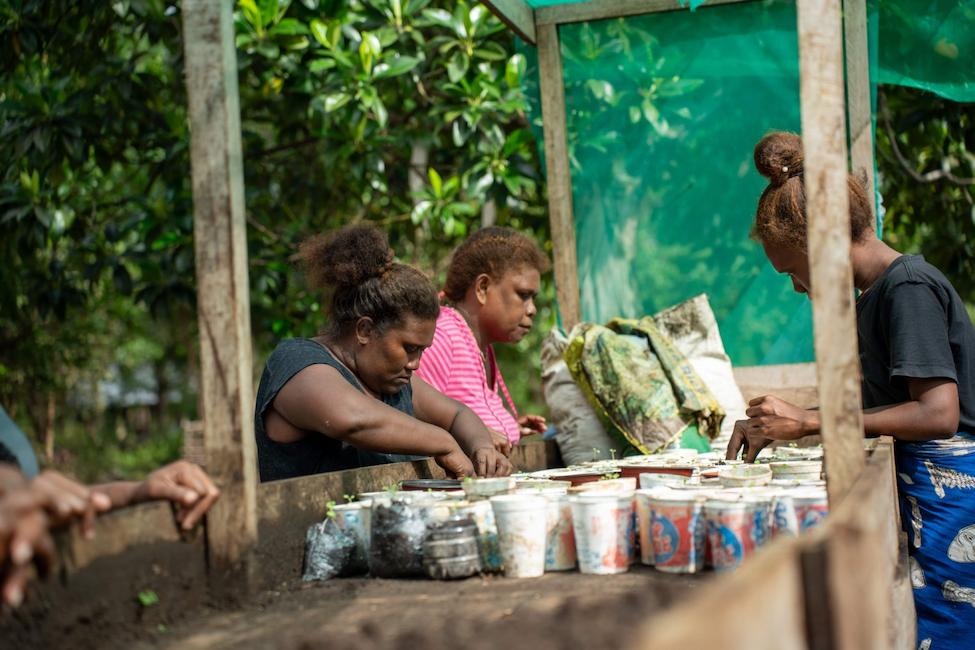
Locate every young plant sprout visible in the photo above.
<box><xmin>325</xmin><ymin>500</ymin><xmax>337</xmax><ymax>520</ymax></box>
<box><xmin>610</xmin><ymin>448</ymin><xmax>617</xmax><ymax>460</ymax></box>
<box><xmin>344</xmin><ymin>494</ymin><xmax>355</xmax><ymax>503</ymax></box>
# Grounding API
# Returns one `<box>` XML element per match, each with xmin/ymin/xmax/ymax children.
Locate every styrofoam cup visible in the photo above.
<box><xmin>490</xmin><ymin>495</ymin><xmax>548</xmax><ymax>578</ymax></box>
<box><xmin>570</xmin><ymin>492</ymin><xmax>632</xmax><ymax>575</ymax></box>
<box><xmin>542</xmin><ymin>492</ymin><xmax>576</xmax><ymax>571</ymax></box>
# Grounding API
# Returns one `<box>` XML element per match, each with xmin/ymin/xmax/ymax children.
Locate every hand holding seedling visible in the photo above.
<box><xmin>471</xmin><ymin>446</ymin><xmax>512</xmax><ymax>478</ymax></box>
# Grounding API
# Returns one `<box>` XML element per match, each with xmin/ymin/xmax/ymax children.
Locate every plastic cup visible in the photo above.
<box><xmin>648</xmin><ymin>494</ymin><xmax>706</xmax><ymax>573</ymax></box>
<box><xmin>770</xmin><ymin>492</ymin><xmax>800</xmax><ymax>538</ymax></box>
<box><xmin>543</xmin><ymin>492</ymin><xmax>576</xmax><ymax>571</ymax></box>
<box><xmin>570</xmin><ymin>492</ymin><xmax>632</xmax><ymax>575</ymax></box>
<box><xmin>704</xmin><ymin>497</ymin><xmax>771</xmax><ymax>572</ymax></box>
<box><xmin>490</xmin><ymin>495</ymin><xmax>548</xmax><ymax>578</ymax></box>
<box><xmin>635</xmin><ymin>490</ymin><xmax>656</xmax><ymax>566</ymax></box>
<box><xmin>792</xmin><ymin>489</ymin><xmax>829</xmax><ymax>531</ymax></box>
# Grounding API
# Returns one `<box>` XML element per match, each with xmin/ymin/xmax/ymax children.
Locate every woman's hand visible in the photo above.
<box><xmin>434</xmin><ymin>447</ymin><xmax>476</xmax><ymax>478</ymax></box>
<box><xmin>518</xmin><ymin>414</ymin><xmax>547</xmax><ymax>437</ymax></box>
<box><xmin>471</xmin><ymin>446</ymin><xmax>513</xmax><ymax>478</ymax></box>
<box><xmin>0</xmin><ymin>493</ymin><xmax>53</xmax><ymax>608</ymax></box>
<box><xmin>30</xmin><ymin>471</ymin><xmax>112</xmax><ymax>539</ymax></box>
<box><xmin>727</xmin><ymin>396</ymin><xmax>816</xmax><ymax>462</ymax></box>
<box><xmin>134</xmin><ymin>461</ymin><xmax>221</xmax><ymax>531</ymax></box>
<box><xmin>488</xmin><ymin>429</ymin><xmax>513</xmax><ymax>457</ymax></box>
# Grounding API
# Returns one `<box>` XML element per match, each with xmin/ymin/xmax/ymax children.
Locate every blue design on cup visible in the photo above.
<box><xmin>652</xmin><ymin>515</ymin><xmax>680</xmax><ymax>564</ymax></box>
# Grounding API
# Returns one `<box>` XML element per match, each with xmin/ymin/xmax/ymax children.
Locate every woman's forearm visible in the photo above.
<box><xmin>798</xmin><ymin>402</ymin><xmax>956</xmax><ymax>442</ymax></box>
<box><xmin>90</xmin><ymin>481</ymin><xmax>142</xmax><ymax>509</ymax></box>
<box><xmin>445</xmin><ymin>405</ymin><xmax>496</xmax><ymax>456</ymax></box>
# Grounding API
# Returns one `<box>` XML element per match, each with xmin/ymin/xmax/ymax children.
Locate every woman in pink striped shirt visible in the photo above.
<box><xmin>417</xmin><ymin>228</ymin><xmax>550</xmax><ymax>446</ymax></box>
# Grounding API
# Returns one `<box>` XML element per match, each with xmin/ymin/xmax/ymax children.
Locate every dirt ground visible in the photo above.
<box><xmin>137</xmin><ymin>567</ymin><xmax>711</xmax><ymax>650</ymax></box>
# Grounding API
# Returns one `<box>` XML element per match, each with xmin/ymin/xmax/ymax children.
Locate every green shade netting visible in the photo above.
<box><xmin>516</xmin><ymin>0</ymin><xmax>973</xmax><ymax>366</ymax></box>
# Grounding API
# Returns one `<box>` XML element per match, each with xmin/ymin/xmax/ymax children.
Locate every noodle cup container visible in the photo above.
<box><xmin>704</xmin><ymin>497</ymin><xmax>772</xmax><ymax>572</ymax></box>
<box><xmin>770</xmin><ymin>492</ymin><xmax>800</xmax><ymax>538</ymax></box>
<box><xmin>463</xmin><ymin>477</ymin><xmax>516</xmax><ymax>500</ymax></box>
<box><xmin>718</xmin><ymin>464</ymin><xmax>773</xmax><ymax>488</ymax></box>
<box><xmin>639</xmin><ymin>473</ymin><xmax>688</xmax><ymax>489</ymax></box>
<box><xmin>617</xmin><ymin>492</ymin><xmax>638</xmax><ymax>565</ymax></box>
<box><xmin>450</xmin><ymin>499</ymin><xmax>503</xmax><ymax>572</ymax></box>
<box><xmin>792</xmin><ymin>489</ymin><xmax>829</xmax><ymax>531</ymax></box>
<box><xmin>570</xmin><ymin>492</ymin><xmax>632</xmax><ymax>575</ymax></box>
<box><xmin>332</xmin><ymin>502</ymin><xmax>372</xmax><ymax>549</ymax></box>
<box><xmin>569</xmin><ymin>477</ymin><xmax>638</xmax><ymax>494</ymax></box>
<box><xmin>769</xmin><ymin>461</ymin><xmax>822</xmax><ymax>481</ymax></box>
<box><xmin>635</xmin><ymin>490</ymin><xmax>657</xmax><ymax>566</ymax></box>
<box><xmin>541</xmin><ymin>492</ymin><xmax>577</xmax><ymax>571</ymax></box>
<box><xmin>515</xmin><ymin>479</ymin><xmax>573</xmax><ymax>491</ymax></box>
<box><xmin>490</xmin><ymin>495</ymin><xmax>548</xmax><ymax>578</ymax></box>
<box><xmin>648</xmin><ymin>493</ymin><xmax>706</xmax><ymax>573</ymax></box>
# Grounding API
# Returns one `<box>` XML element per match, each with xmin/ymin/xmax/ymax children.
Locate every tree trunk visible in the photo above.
<box><xmin>44</xmin><ymin>392</ymin><xmax>55</xmax><ymax>463</ymax></box>
<box><xmin>481</xmin><ymin>198</ymin><xmax>497</xmax><ymax>228</ymax></box>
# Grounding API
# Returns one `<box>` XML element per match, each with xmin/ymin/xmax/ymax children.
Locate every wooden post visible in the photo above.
<box><xmin>796</xmin><ymin>0</ymin><xmax>866</xmax><ymax>501</ymax></box>
<box><xmin>843</xmin><ymin>0</ymin><xmax>877</xmax><ymax>203</ymax></box>
<box><xmin>182</xmin><ymin>0</ymin><xmax>258</xmax><ymax>593</ymax></box>
<box><xmin>537</xmin><ymin>22</ymin><xmax>582</xmax><ymax>330</ymax></box>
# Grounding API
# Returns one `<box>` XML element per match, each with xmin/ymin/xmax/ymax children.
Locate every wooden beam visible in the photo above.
<box><xmin>482</xmin><ymin>0</ymin><xmax>536</xmax><ymax>44</ymax></box>
<box><xmin>823</xmin><ymin>443</ymin><xmax>900</xmax><ymax>650</ymax></box>
<box><xmin>182</xmin><ymin>0</ymin><xmax>258</xmax><ymax>594</ymax></box>
<box><xmin>537</xmin><ymin>23</ymin><xmax>582</xmax><ymax>330</ymax></box>
<box><xmin>842</xmin><ymin>0</ymin><xmax>877</xmax><ymax>204</ymax></box>
<box><xmin>796</xmin><ymin>0</ymin><xmax>866</xmax><ymax>501</ymax></box>
<box><xmin>535</xmin><ymin>0</ymin><xmax>755</xmax><ymax>26</ymax></box>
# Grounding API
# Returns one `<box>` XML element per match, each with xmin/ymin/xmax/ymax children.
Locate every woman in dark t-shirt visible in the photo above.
<box><xmin>255</xmin><ymin>225</ymin><xmax>511</xmax><ymax>482</ymax></box>
<box><xmin>726</xmin><ymin>132</ymin><xmax>975</xmax><ymax>647</ymax></box>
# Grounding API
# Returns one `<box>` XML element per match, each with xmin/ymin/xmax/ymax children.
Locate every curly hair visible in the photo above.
<box><xmin>299</xmin><ymin>224</ymin><xmax>439</xmax><ymax>335</ymax></box>
<box><xmin>443</xmin><ymin>227</ymin><xmax>550</xmax><ymax>303</ymax></box>
<box><xmin>751</xmin><ymin>131</ymin><xmax>874</xmax><ymax>251</ymax></box>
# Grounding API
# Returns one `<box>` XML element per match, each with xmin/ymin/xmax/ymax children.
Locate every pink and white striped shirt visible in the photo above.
<box><xmin>416</xmin><ymin>306</ymin><xmax>521</xmax><ymax>444</ymax></box>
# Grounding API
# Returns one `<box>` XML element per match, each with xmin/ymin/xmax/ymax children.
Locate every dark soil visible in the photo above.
<box><xmin>138</xmin><ymin>567</ymin><xmax>711</xmax><ymax>650</ymax></box>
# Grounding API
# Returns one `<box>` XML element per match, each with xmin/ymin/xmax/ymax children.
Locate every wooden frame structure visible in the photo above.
<box><xmin>2</xmin><ymin>1</ymin><xmax>913</xmax><ymax>647</ymax></box>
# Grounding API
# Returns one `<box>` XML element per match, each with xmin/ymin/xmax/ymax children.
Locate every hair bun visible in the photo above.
<box><xmin>754</xmin><ymin>131</ymin><xmax>804</xmax><ymax>186</ymax></box>
<box><xmin>299</xmin><ymin>224</ymin><xmax>394</xmax><ymax>290</ymax></box>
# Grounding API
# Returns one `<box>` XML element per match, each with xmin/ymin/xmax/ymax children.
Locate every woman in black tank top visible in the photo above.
<box><xmin>254</xmin><ymin>225</ymin><xmax>512</xmax><ymax>482</ymax></box>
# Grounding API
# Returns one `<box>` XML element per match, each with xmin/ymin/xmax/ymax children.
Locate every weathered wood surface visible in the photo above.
<box><xmin>482</xmin><ymin>0</ymin><xmax>535</xmax><ymax>43</ymax></box>
<box><xmin>733</xmin><ymin>363</ymin><xmax>819</xmax><ymax>408</ymax></box>
<box><xmin>628</xmin><ymin>537</ymin><xmax>807</xmax><ymax>650</ymax></box>
<box><xmin>842</xmin><ymin>0</ymin><xmax>877</xmax><ymax>203</ymax></box>
<box><xmin>796</xmin><ymin>0</ymin><xmax>866</xmax><ymax>502</ymax></box>
<box><xmin>182</xmin><ymin>0</ymin><xmax>258</xmax><ymax>587</ymax></box>
<box><xmin>824</xmin><ymin>442</ymin><xmax>898</xmax><ymax>650</ymax></box>
<box><xmin>534</xmin><ymin>0</ymin><xmax>754</xmax><ymax>26</ymax></box>
<box><xmin>536</xmin><ymin>23</ymin><xmax>582</xmax><ymax>330</ymax></box>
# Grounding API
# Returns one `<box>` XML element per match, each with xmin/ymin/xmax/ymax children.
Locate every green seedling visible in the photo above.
<box><xmin>463</xmin><ymin>476</ymin><xmax>474</xmax><ymax>484</ymax></box>
<box><xmin>344</xmin><ymin>494</ymin><xmax>355</xmax><ymax>503</ymax></box>
<box><xmin>600</xmin><ymin>472</ymin><xmax>621</xmax><ymax>481</ymax></box>
<box><xmin>609</xmin><ymin>448</ymin><xmax>617</xmax><ymax>460</ymax></box>
<box><xmin>325</xmin><ymin>500</ymin><xmax>337</xmax><ymax>520</ymax></box>
<box><xmin>138</xmin><ymin>589</ymin><xmax>159</xmax><ymax>607</ymax></box>
<box><xmin>591</xmin><ymin>447</ymin><xmax>601</xmax><ymax>461</ymax></box>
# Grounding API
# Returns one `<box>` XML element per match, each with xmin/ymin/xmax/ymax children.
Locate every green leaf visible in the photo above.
<box><xmin>309</xmin><ymin>19</ymin><xmax>330</xmax><ymax>47</ymax></box>
<box><xmin>447</xmin><ymin>51</ymin><xmax>468</xmax><ymax>83</ymax></box>
<box><xmin>428</xmin><ymin>167</ymin><xmax>443</xmax><ymax>196</ymax></box>
<box><xmin>309</xmin><ymin>58</ymin><xmax>336</xmax><ymax>73</ymax></box>
<box><xmin>373</xmin><ymin>55</ymin><xmax>420</xmax><ymax>79</ymax></box>
<box><xmin>238</xmin><ymin>0</ymin><xmax>263</xmax><ymax>33</ymax></box>
<box><xmin>421</xmin><ymin>8</ymin><xmax>454</xmax><ymax>30</ymax></box>
<box><xmin>505</xmin><ymin>54</ymin><xmax>525</xmax><ymax>88</ymax></box>
<box><xmin>138</xmin><ymin>590</ymin><xmax>159</xmax><ymax>607</ymax></box>
<box><xmin>257</xmin><ymin>0</ymin><xmax>278</xmax><ymax>27</ymax></box>
<box><xmin>269</xmin><ymin>19</ymin><xmax>307</xmax><ymax>36</ymax></box>
<box><xmin>322</xmin><ymin>93</ymin><xmax>351</xmax><ymax>112</ymax></box>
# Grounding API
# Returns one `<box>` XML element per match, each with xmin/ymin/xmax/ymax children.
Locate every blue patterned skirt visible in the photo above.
<box><xmin>896</xmin><ymin>433</ymin><xmax>975</xmax><ymax>649</ymax></box>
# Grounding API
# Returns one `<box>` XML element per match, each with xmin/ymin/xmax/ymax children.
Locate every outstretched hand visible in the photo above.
<box><xmin>30</xmin><ymin>470</ymin><xmax>112</xmax><ymax>539</ymax></box>
<box><xmin>135</xmin><ymin>461</ymin><xmax>220</xmax><ymax>531</ymax></box>
<box><xmin>518</xmin><ymin>414</ymin><xmax>547</xmax><ymax>438</ymax></box>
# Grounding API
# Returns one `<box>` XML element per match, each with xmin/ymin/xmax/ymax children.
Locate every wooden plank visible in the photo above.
<box><xmin>822</xmin><ymin>444</ymin><xmax>900</xmax><ymax>650</ymax></box>
<box><xmin>482</xmin><ymin>0</ymin><xmax>535</xmax><ymax>44</ymax></box>
<box><xmin>535</xmin><ymin>0</ymin><xmax>755</xmax><ymax>26</ymax></box>
<box><xmin>733</xmin><ymin>362</ymin><xmax>819</xmax><ymax>408</ymax></box>
<box><xmin>182</xmin><ymin>0</ymin><xmax>258</xmax><ymax>592</ymax></box>
<box><xmin>842</xmin><ymin>0</ymin><xmax>877</xmax><ymax>203</ymax></box>
<box><xmin>796</xmin><ymin>0</ymin><xmax>865</xmax><ymax>502</ymax></box>
<box><xmin>627</xmin><ymin>537</ymin><xmax>807</xmax><ymax>650</ymax></box>
<box><xmin>537</xmin><ymin>23</ymin><xmax>582</xmax><ymax>330</ymax></box>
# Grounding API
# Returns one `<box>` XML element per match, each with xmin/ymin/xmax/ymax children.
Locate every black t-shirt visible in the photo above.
<box><xmin>254</xmin><ymin>338</ymin><xmax>423</xmax><ymax>482</ymax></box>
<box><xmin>856</xmin><ymin>255</ymin><xmax>975</xmax><ymax>432</ymax></box>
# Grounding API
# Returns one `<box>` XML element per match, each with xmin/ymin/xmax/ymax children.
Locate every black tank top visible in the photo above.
<box><xmin>254</xmin><ymin>338</ymin><xmax>422</xmax><ymax>482</ymax></box>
